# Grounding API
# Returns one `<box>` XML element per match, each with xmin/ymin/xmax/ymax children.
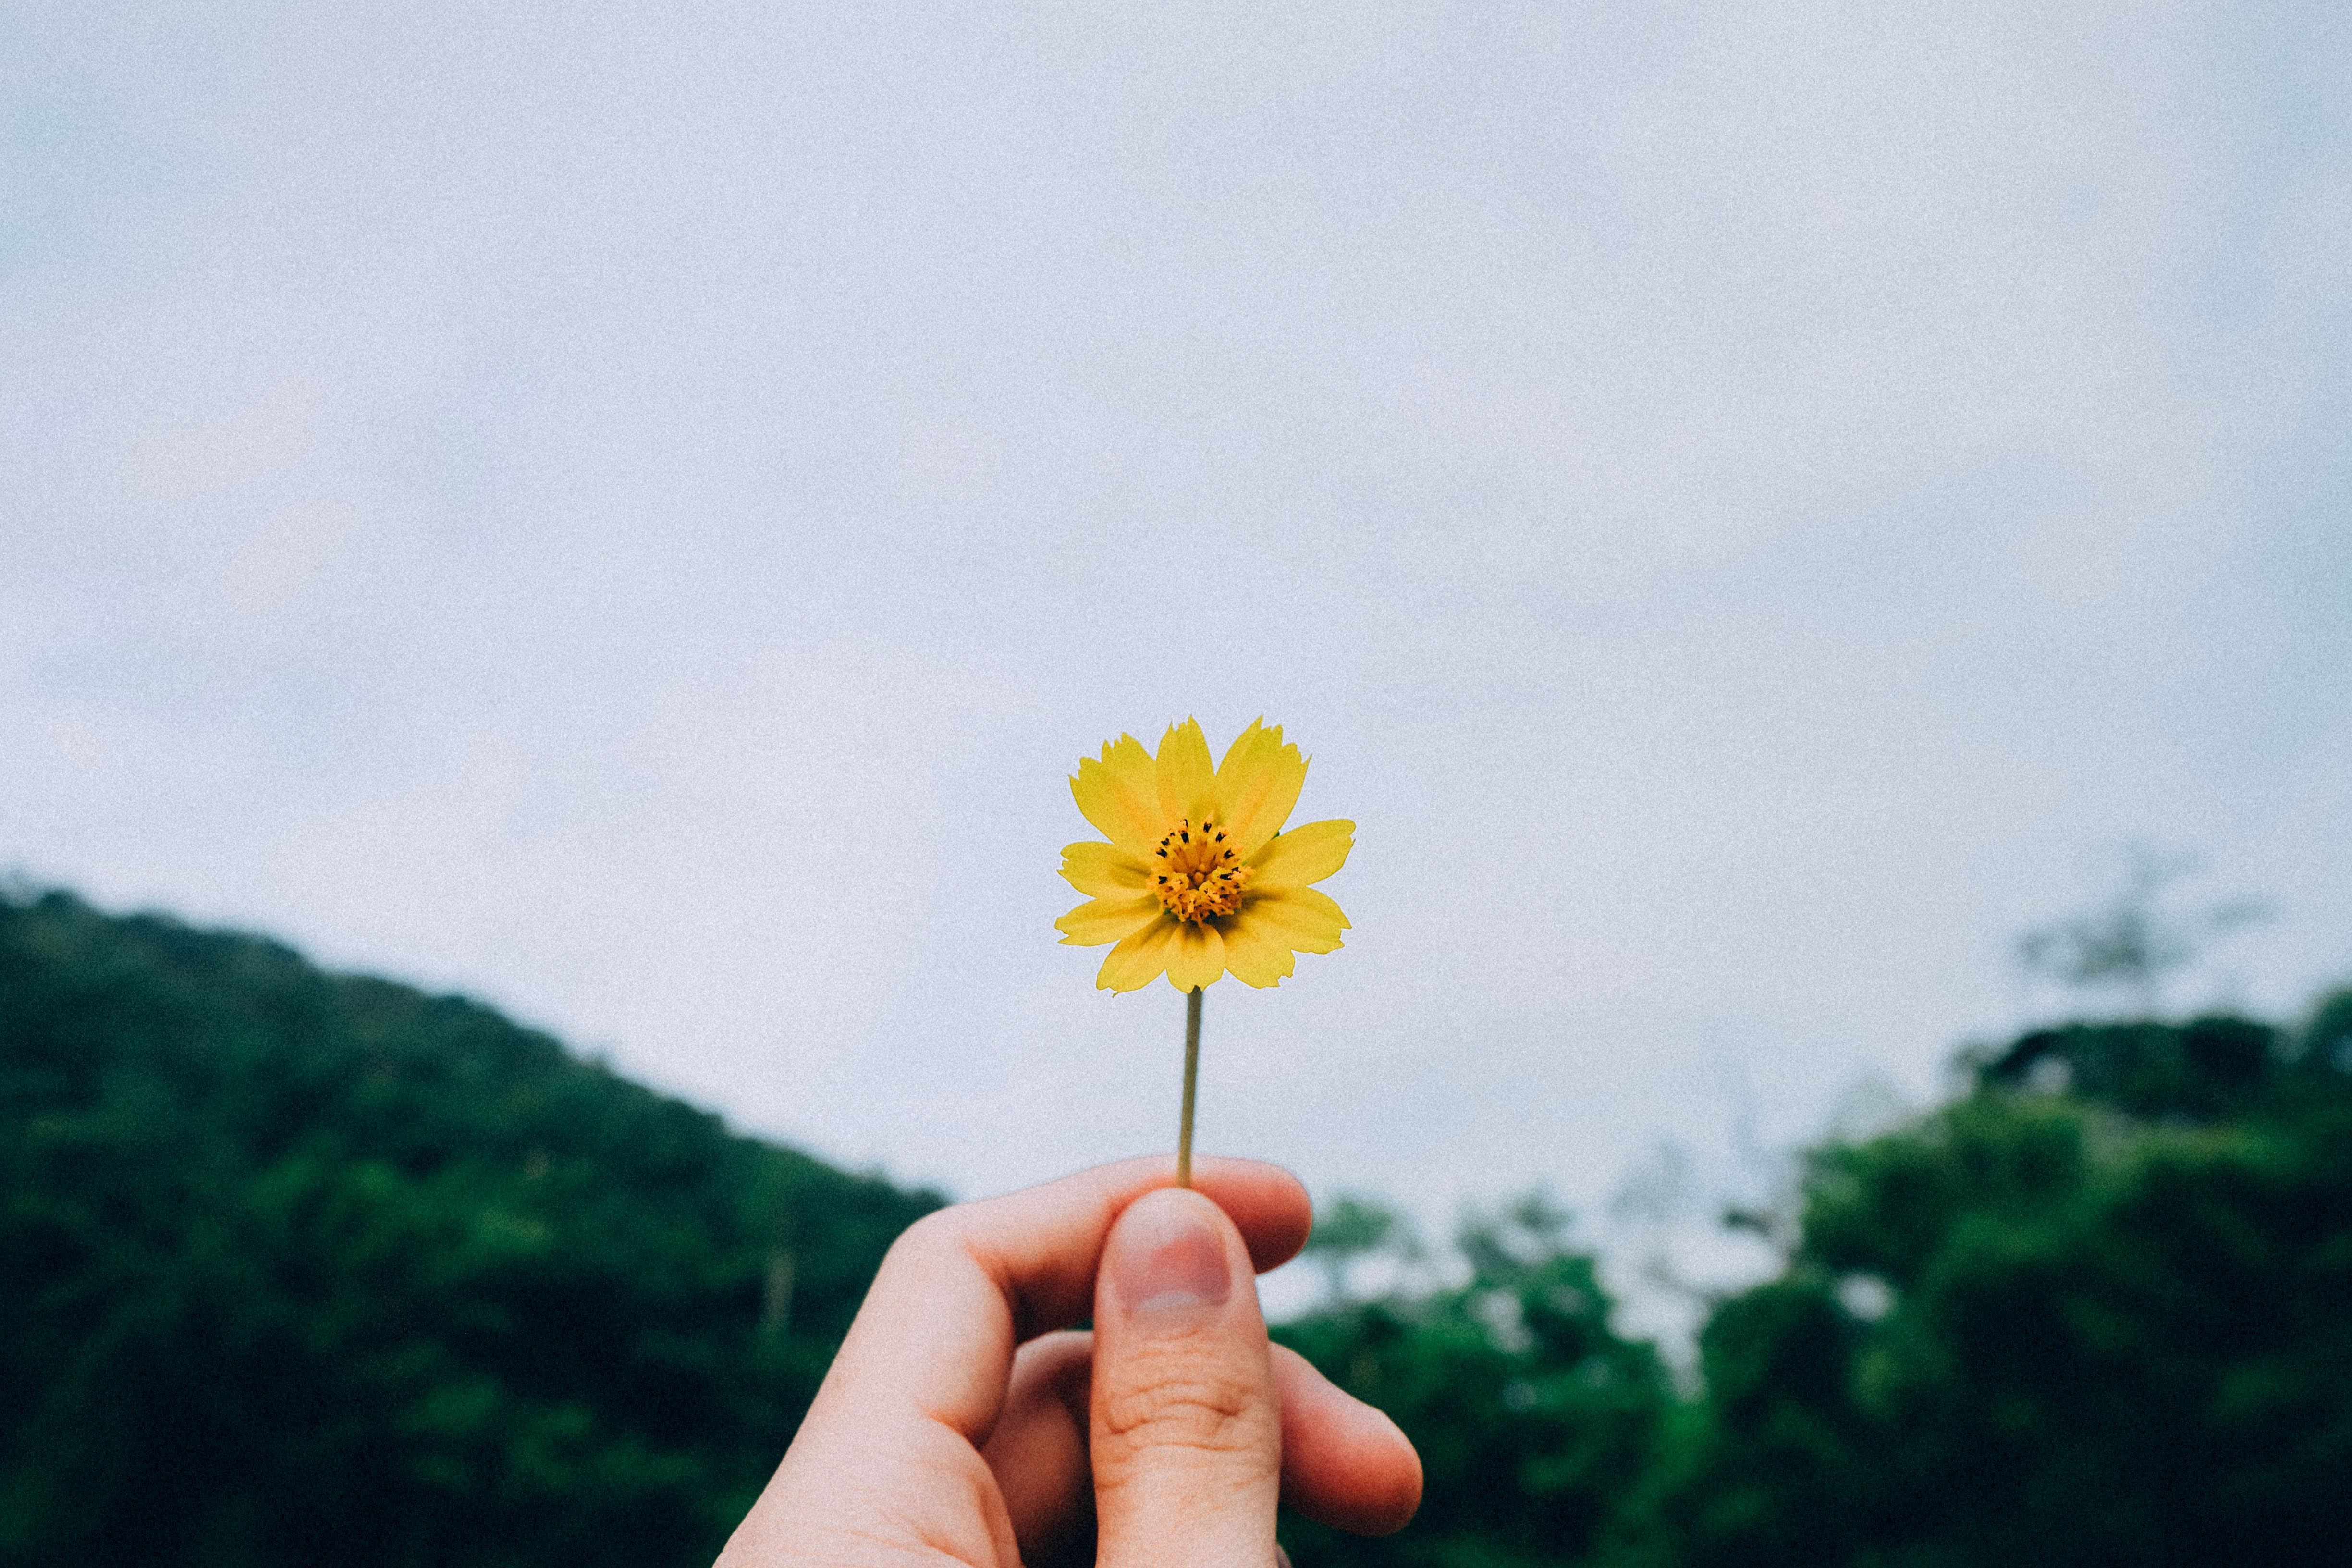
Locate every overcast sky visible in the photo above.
<box><xmin>5</xmin><ymin>0</ymin><xmax>2349</xmax><ymax>1319</ymax></box>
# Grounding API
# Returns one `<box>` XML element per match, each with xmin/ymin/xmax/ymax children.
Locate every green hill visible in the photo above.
<box><xmin>0</xmin><ymin>886</ymin><xmax>941</xmax><ymax>1568</ymax></box>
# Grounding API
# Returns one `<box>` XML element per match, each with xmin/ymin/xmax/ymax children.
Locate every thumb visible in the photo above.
<box><xmin>1090</xmin><ymin>1187</ymin><xmax>1284</xmax><ymax>1568</ymax></box>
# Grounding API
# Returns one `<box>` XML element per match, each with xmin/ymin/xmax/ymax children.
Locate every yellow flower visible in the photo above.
<box><xmin>1054</xmin><ymin>718</ymin><xmax>1354</xmax><ymax>992</ymax></box>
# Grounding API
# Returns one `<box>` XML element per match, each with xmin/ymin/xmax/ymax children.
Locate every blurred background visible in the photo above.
<box><xmin>4</xmin><ymin>2</ymin><xmax>2348</xmax><ymax>1565</ymax></box>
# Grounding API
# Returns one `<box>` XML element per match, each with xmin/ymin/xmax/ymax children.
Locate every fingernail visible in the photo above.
<box><xmin>1110</xmin><ymin>1190</ymin><xmax>1232</xmax><ymax>1326</ymax></box>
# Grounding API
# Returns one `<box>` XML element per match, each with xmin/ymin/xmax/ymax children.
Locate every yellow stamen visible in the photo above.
<box><xmin>1150</xmin><ymin>816</ymin><xmax>1252</xmax><ymax>923</ymax></box>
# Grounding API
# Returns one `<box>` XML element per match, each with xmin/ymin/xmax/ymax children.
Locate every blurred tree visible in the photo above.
<box><xmin>1623</xmin><ymin>998</ymin><xmax>2352</xmax><ymax>1568</ymax></box>
<box><xmin>1300</xmin><ymin>1193</ymin><xmax>1413</xmax><ymax>1304</ymax></box>
<box><xmin>2303</xmin><ymin>988</ymin><xmax>2352</xmax><ymax>1070</ymax></box>
<box><xmin>1275</xmin><ymin>992</ymin><xmax>2352</xmax><ymax>1568</ymax></box>
<box><xmin>1277</xmin><ymin>1193</ymin><xmax>1672</xmax><ymax>1568</ymax></box>
<box><xmin>2017</xmin><ymin>846</ymin><xmax>2266</xmax><ymax>1018</ymax></box>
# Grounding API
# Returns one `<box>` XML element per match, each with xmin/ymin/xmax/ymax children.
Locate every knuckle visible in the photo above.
<box><xmin>1098</xmin><ymin>1359</ymin><xmax>1265</xmax><ymax>1458</ymax></box>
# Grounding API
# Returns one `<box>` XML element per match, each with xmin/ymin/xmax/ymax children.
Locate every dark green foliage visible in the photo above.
<box><xmin>1977</xmin><ymin>1014</ymin><xmax>2280</xmax><ymax>1119</ymax></box>
<box><xmin>2305</xmin><ymin>990</ymin><xmax>2352</xmax><ymax>1069</ymax></box>
<box><xmin>1629</xmin><ymin>1004</ymin><xmax>2352</xmax><ymax>1568</ymax></box>
<box><xmin>1277</xmin><ymin>1197</ymin><xmax>1673</xmax><ymax>1568</ymax></box>
<box><xmin>1274</xmin><ymin>1002</ymin><xmax>2352</xmax><ymax>1568</ymax></box>
<box><xmin>0</xmin><ymin>888</ymin><xmax>941</xmax><ymax>1568</ymax></box>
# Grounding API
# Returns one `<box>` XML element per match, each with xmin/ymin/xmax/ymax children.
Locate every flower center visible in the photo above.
<box><xmin>1151</xmin><ymin>817</ymin><xmax>1251</xmax><ymax>923</ymax></box>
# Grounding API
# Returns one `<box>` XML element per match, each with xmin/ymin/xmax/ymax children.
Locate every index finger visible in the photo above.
<box><xmin>810</xmin><ymin>1155</ymin><xmax>1310</xmax><ymax>1447</ymax></box>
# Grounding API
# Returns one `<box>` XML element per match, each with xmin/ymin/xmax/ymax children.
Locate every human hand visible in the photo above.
<box><xmin>717</xmin><ymin>1157</ymin><xmax>1422</xmax><ymax>1567</ymax></box>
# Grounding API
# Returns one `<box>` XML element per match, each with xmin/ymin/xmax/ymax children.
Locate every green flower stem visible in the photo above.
<box><xmin>1176</xmin><ymin>986</ymin><xmax>1203</xmax><ymax>1188</ymax></box>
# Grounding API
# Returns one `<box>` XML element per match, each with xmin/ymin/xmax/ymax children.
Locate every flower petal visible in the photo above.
<box><xmin>1071</xmin><ymin>734</ymin><xmax>1166</xmax><ymax>858</ymax></box>
<box><xmin>1212</xmin><ymin>718</ymin><xmax>1308</xmax><ymax>858</ymax></box>
<box><xmin>1248</xmin><ymin>818</ymin><xmax>1354</xmax><ymax>889</ymax></box>
<box><xmin>1097</xmin><ymin>917</ymin><xmax>1180</xmax><ymax>992</ymax></box>
<box><xmin>1059</xmin><ymin>841</ymin><xmax>1152</xmax><ymax>897</ymax></box>
<box><xmin>1217</xmin><ymin>918</ymin><xmax>1297</xmax><ymax>988</ymax></box>
<box><xmin>1056</xmin><ymin>893</ymin><xmax>1164</xmax><ymax>947</ymax></box>
<box><xmin>1165</xmin><ymin>920</ymin><xmax>1227</xmax><ymax>991</ymax></box>
<box><xmin>1154</xmin><ymin>717</ymin><xmax>1215</xmax><ymax>827</ymax></box>
<box><xmin>1234</xmin><ymin>884</ymin><xmax>1349</xmax><ymax>954</ymax></box>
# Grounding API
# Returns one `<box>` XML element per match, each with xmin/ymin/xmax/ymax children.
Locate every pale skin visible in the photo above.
<box><xmin>717</xmin><ymin>1157</ymin><xmax>1423</xmax><ymax>1568</ymax></box>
